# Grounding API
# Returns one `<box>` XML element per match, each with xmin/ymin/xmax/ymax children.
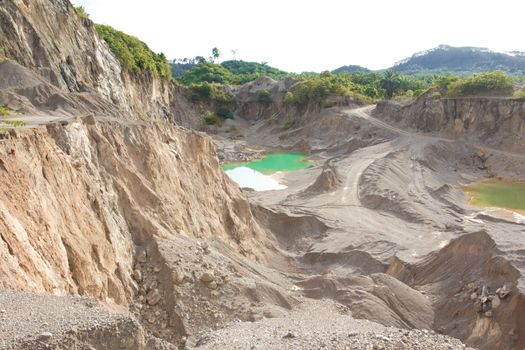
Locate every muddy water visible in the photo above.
<box><xmin>222</xmin><ymin>153</ymin><xmax>312</xmax><ymax>191</ymax></box>
<box><xmin>463</xmin><ymin>180</ymin><xmax>525</xmax><ymax>215</ymax></box>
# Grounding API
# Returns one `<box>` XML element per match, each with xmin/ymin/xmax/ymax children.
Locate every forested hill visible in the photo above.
<box><xmin>391</xmin><ymin>45</ymin><xmax>525</xmax><ymax>75</ymax></box>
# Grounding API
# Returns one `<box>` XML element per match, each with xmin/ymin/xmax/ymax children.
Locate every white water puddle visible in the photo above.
<box><xmin>225</xmin><ymin>167</ymin><xmax>287</xmax><ymax>191</ymax></box>
<box><xmin>464</xmin><ymin>208</ymin><xmax>525</xmax><ymax>225</ymax></box>
<box><xmin>481</xmin><ymin>208</ymin><xmax>525</xmax><ymax>225</ymax></box>
<box><xmin>514</xmin><ymin>212</ymin><xmax>525</xmax><ymax>224</ymax></box>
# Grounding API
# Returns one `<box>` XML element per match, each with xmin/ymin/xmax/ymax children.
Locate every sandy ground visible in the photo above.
<box><xmin>214</xmin><ymin>104</ymin><xmax>525</xmax><ymax>349</ymax></box>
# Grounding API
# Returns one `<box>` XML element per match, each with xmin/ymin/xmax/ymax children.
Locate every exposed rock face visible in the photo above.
<box><xmin>374</xmin><ymin>92</ymin><xmax>525</xmax><ymax>152</ymax></box>
<box><xmin>229</xmin><ymin>76</ymin><xmax>297</xmax><ymax>121</ymax></box>
<box><xmin>388</xmin><ymin>231</ymin><xmax>524</xmax><ymax>350</ymax></box>
<box><xmin>0</xmin><ymin>118</ymin><xmax>274</xmax><ymax>305</ymax></box>
<box><xmin>0</xmin><ymin>0</ymin><xmax>191</xmax><ymax>121</ymax></box>
<box><xmin>0</xmin><ymin>0</ymin><xmax>127</xmax><ymax>105</ymax></box>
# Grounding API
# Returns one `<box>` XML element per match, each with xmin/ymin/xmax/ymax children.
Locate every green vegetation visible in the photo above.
<box><xmin>211</xmin><ymin>47</ymin><xmax>220</xmax><ymax>63</ymax></box>
<box><xmin>177</xmin><ymin>60</ymin><xmax>290</xmax><ymax>85</ymax></box>
<box><xmin>513</xmin><ymin>88</ymin><xmax>525</xmax><ymax>99</ymax></box>
<box><xmin>285</xmin><ymin>71</ymin><xmax>372</xmax><ymax>110</ymax></box>
<box><xmin>216</xmin><ymin>106</ymin><xmax>233</xmax><ymax>119</ymax></box>
<box><xmin>177</xmin><ymin>49</ymin><xmax>518</xmax><ymax>109</ymax></box>
<box><xmin>0</xmin><ymin>106</ymin><xmax>10</xmax><ymax>116</ymax></box>
<box><xmin>95</xmin><ymin>25</ymin><xmax>171</xmax><ymax>79</ymax></box>
<box><xmin>258</xmin><ymin>90</ymin><xmax>272</xmax><ymax>106</ymax></box>
<box><xmin>203</xmin><ymin>111</ymin><xmax>219</xmax><ymax>125</ymax></box>
<box><xmin>222</xmin><ymin>153</ymin><xmax>312</xmax><ymax>174</ymax></box>
<box><xmin>74</xmin><ymin>6</ymin><xmax>90</xmax><ymax>19</ymax></box>
<box><xmin>2</xmin><ymin>120</ymin><xmax>26</xmax><ymax>127</ymax></box>
<box><xmin>464</xmin><ymin>180</ymin><xmax>525</xmax><ymax>212</ymax></box>
<box><xmin>188</xmin><ymin>82</ymin><xmax>233</xmax><ymax>103</ymax></box>
<box><xmin>179</xmin><ymin>63</ymin><xmax>236</xmax><ymax>85</ymax></box>
<box><xmin>446</xmin><ymin>71</ymin><xmax>514</xmax><ymax>97</ymax></box>
<box><xmin>282</xmin><ymin>120</ymin><xmax>296</xmax><ymax>130</ymax></box>
<box><xmin>221</xmin><ymin>60</ymin><xmax>290</xmax><ymax>82</ymax></box>
<box><xmin>0</xmin><ymin>48</ymin><xmax>7</xmax><ymax>63</ymax></box>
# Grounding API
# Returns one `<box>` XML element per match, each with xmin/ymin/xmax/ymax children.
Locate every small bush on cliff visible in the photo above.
<box><xmin>95</xmin><ymin>25</ymin><xmax>171</xmax><ymax>79</ymax></box>
<box><xmin>189</xmin><ymin>82</ymin><xmax>233</xmax><ymax>103</ymax></box>
<box><xmin>446</xmin><ymin>71</ymin><xmax>514</xmax><ymax>97</ymax></box>
<box><xmin>216</xmin><ymin>106</ymin><xmax>233</xmax><ymax>119</ymax></box>
<box><xmin>203</xmin><ymin>111</ymin><xmax>219</xmax><ymax>125</ymax></box>
<box><xmin>3</xmin><ymin>120</ymin><xmax>26</xmax><ymax>127</ymax></box>
<box><xmin>0</xmin><ymin>106</ymin><xmax>10</xmax><ymax>116</ymax></box>
<box><xmin>514</xmin><ymin>88</ymin><xmax>525</xmax><ymax>99</ymax></box>
<box><xmin>258</xmin><ymin>90</ymin><xmax>272</xmax><ymax>106</ymax></box>
<box><xmin>283</xmin><ymin>91</ymin><xmax>294</xmax><ymax>104</ymax></box>
<box><xmin>75</xmin><ymin>6</ymin><xmax>90</xmax><ymax>19</ymax></box>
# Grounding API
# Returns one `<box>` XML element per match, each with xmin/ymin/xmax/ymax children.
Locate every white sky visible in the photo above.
<box><xmin>73</xmin><ymin>0</ymin><xmax>524</xmax><ymax>73</ymax></box>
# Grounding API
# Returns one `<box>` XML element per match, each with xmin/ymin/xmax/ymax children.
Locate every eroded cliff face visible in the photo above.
<box><xmin>0</xmin><ymin>118</ymin><xmax>274</xmax><ymax>306</ymax></box>
<box><xmin>375</xmin><ymin>93</ymin><xmax>525</xmax><ymax>152</ymax></box>
<box><xmin>0</xmin><ymin>0</ymin><xmax>180</xmax><ymax>119</ymax></box>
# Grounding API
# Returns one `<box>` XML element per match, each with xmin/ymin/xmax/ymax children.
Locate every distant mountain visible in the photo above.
<box><xmin>332</xmin><ymin>65</ymin><xmax>371</xmax><ymax>74</ymax></box>
<box><xmin>391</xmin><ymin>45</ymin><xmax>525</xmax><ymax>75</ymax></box>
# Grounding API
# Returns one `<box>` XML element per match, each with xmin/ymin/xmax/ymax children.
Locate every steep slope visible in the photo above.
<box><xmin>374</xmin><ymin>91</ymin><xmax>525</xmax><ymax>153</ymax></box>
<box><xmin>0</xmin><ymin>0</ymin><xmax>184</xmax><ymax>120</ymax></box>
<box><xmin>0</xmin><ymin>118</ymin><xmax>275</xmax><ymax>302</ymax></box>
<box><xmin>388</xmin><ymin>232</ymin><xmax>524</xmax><ymax>350</ymax></box>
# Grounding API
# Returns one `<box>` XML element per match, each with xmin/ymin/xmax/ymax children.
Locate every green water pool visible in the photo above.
<box><xmin>463</xmin><ymin>180</ymin><xmax>525</xmax><ymax>212</ymax></box>
<box><xmin>222</xmin><ymin>153</ymin><xmax>312</xmax><ymax>174</ymax></box>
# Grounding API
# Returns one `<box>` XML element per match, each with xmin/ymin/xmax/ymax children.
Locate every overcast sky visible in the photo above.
<box><xmin>73</xmin><ymin>0</ymin><xmax>524</xmax><ymax>73</ymax></box>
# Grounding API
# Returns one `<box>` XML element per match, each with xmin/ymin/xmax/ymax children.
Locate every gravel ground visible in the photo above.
<box><xmin>189</xmin><ymin>299</ymin><xmax>475</xmax><ymax>350</ymax></box>
<box><xmin>0</xmin><ymin>289</ymin><xmax>145</xmax><ymax>349</ymax></box>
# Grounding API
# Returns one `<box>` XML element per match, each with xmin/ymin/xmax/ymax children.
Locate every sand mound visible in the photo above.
<box><xmin>300</xmin><ymin>160</ymin><xmax>342</xmax><ymax>196</ymax></box>
<box><xmin>388</xmin><ymin>231</ymin><xmax>524</xmax><ymax>350</ymax></box>
<box><xmin>252</xmin><ymin>205</ymin><xmax>330</xmax><ymax>253</ymax></box>
<box><xmin>295</xmin><ymin>273</ymin><xmax>434</xmax><ymax>329</ymax></box>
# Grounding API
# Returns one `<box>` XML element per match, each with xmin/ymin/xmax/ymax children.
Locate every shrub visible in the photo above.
<box><xmin>431</xmin><ymin>91</ymin><xmax>442</xmax><ymax>99</ymax></box>
<box><xmin>217</xmin><ymin>106</ymin><xmax>233</xmax><ymax>119</ymax></box>
<box><xmin>446</xmin><ymin>71</ymin><xmax>514</xmax><ymax>97</ymax></box>
<box><xmin>283</xmin><ymin>91</ymin><xmax>294</xmax><ymax>104</ymax></box>
<box><xmin>514</xmin><ymin>89</ymin><xmax>525</xmax><ymax>99</ymax></box>
<box><xmin>95</xmin><ymin>25</ymin><xmax>171</xmax><ymax>79</ymax></box>
<box><xmin>75</xmin><ymin>6</ymin><xmax>90</xmax><ymax>19</ymax></box>
<box><xmin>189</xmin><ymin>82</ymin><xmax>233</xmax><ymax>103</ymax></box>
<box><xmin>0</xmin><ymin>106</ymin><xmax>10</xmax><ymax>116</ymax></box>
<box><xmin>283</xmin><ymin>120</ymin><xmax>296</xmax><ymax>130</ymax></box>
<box><xmin>203</xmin><ymin>111</ymin><xmax>219</xmax><ymax>125</ymax></box>
<box><xmin>258</xmin><ymin>90</ymin><xmax>272</xmax><ymax>106</ymax></box>
<box><xmin>3</xmin><ymin>120</ymin><xmax>26</xmax><ymax>127</ymax></box>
